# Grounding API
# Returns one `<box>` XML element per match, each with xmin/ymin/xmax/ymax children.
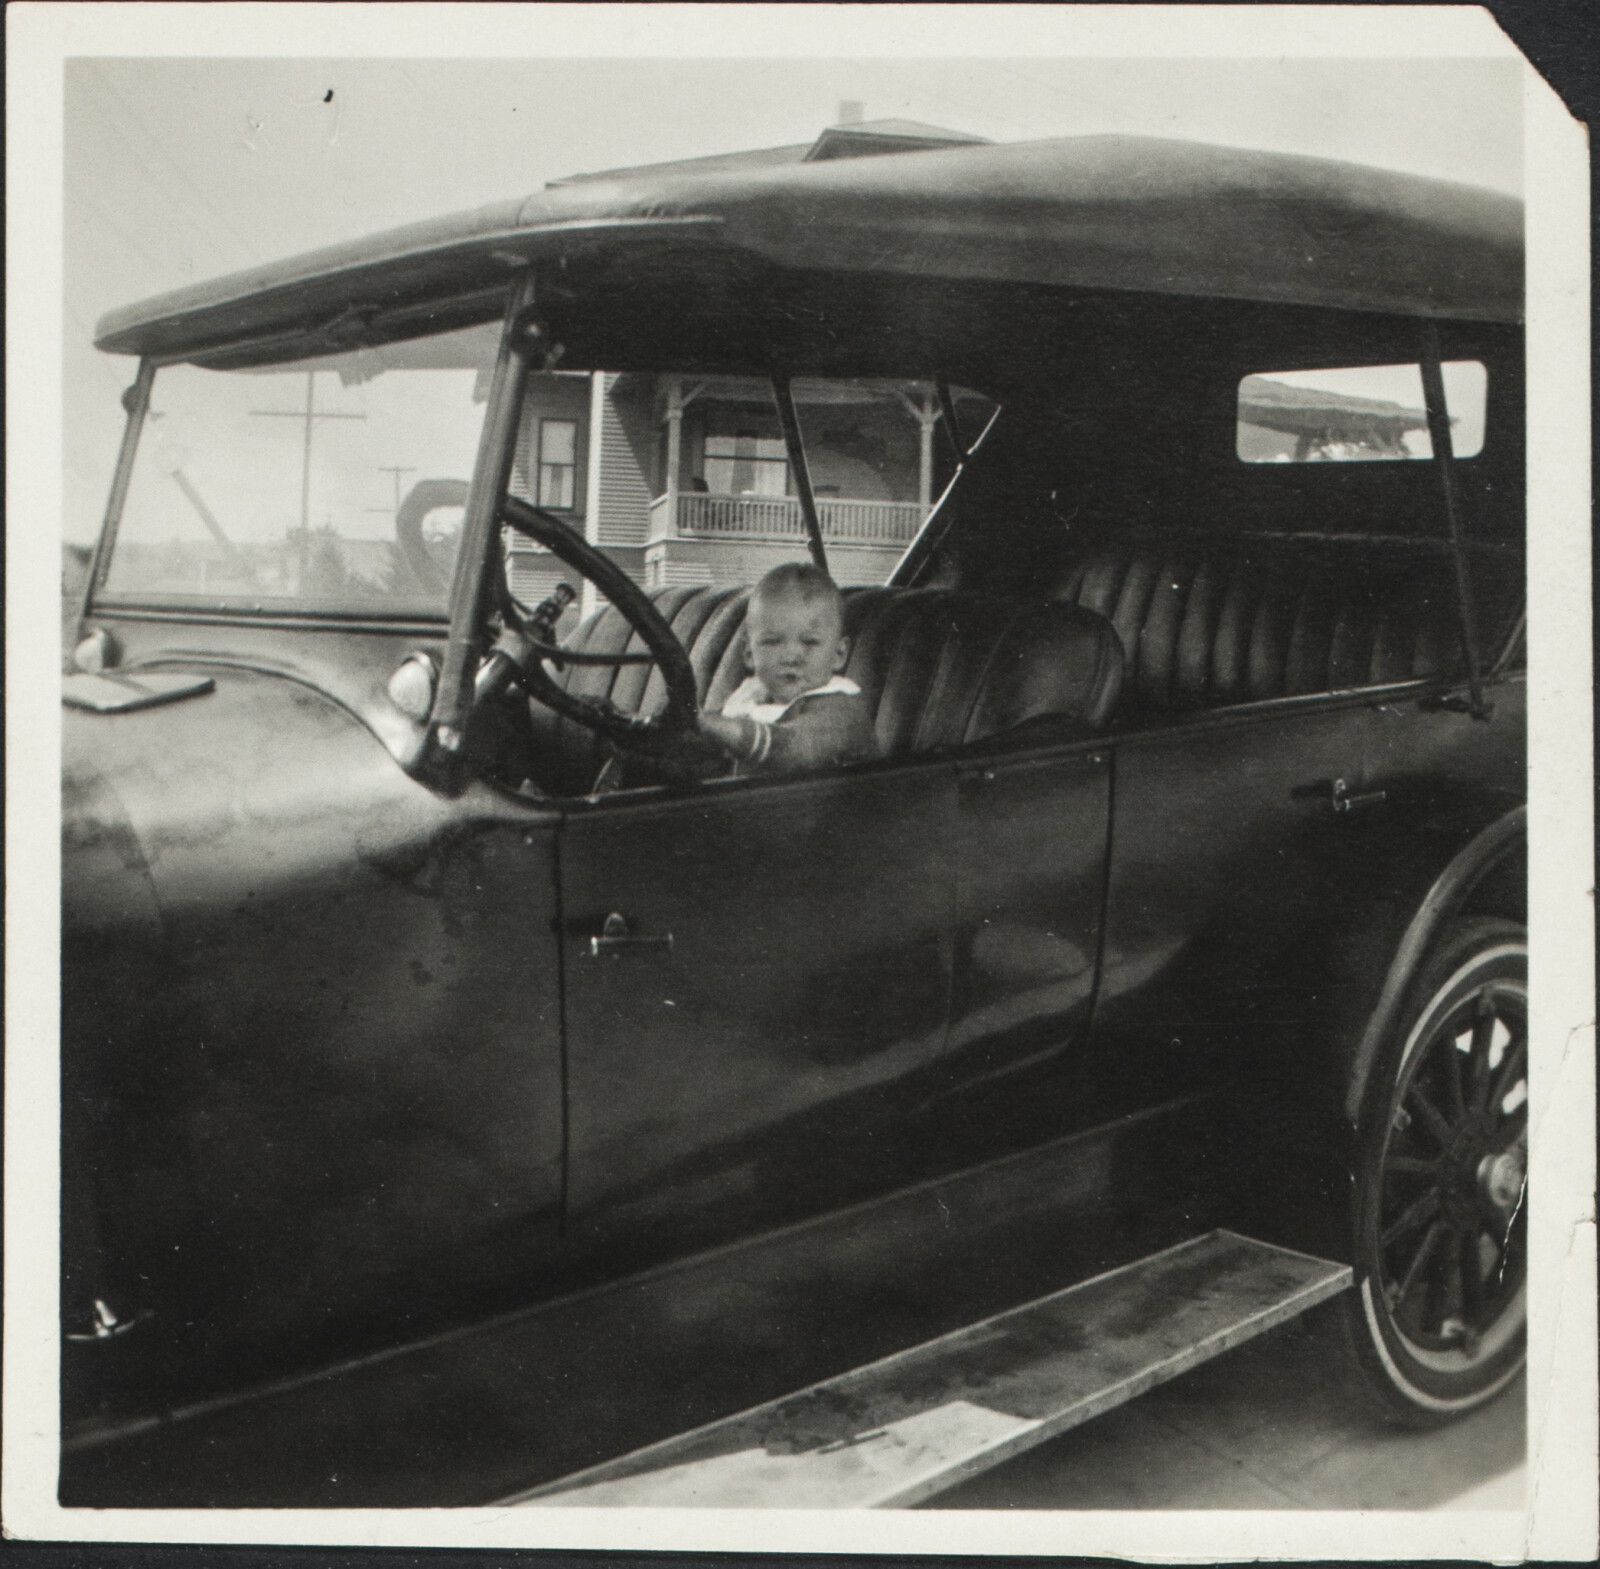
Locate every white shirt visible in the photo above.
<box><xmin>720</xmin><ymin>673</ymin><xmax>860</xmax><ymax>725</ymax></box>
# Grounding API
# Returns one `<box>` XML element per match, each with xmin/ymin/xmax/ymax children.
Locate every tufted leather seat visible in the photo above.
<box><xmin>529</xmin><ymin>585</ymin><xmax>1124</xmax><ymax>794</ymax></box>
<box><xmin>1051</xmin><ymin>546</ymin><xmax>1462</xmax><ymax>718</ymax></box>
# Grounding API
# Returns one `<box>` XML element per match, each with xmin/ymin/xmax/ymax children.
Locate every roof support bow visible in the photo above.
<box><xmin>772</xmin><ymin>376</ymin><xmax>830</xmax><ymax>577</ymax></box>
<box><xmin>1420</xmin><ymin>324</ymin><xmax>1491</xmax><ymax>720</ymax></box>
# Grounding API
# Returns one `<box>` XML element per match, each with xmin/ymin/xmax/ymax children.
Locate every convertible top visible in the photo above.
<box><xmin>95</xmin><ymin>134</ymin><xmax>1523</xmax><ymax>365</ymax></box>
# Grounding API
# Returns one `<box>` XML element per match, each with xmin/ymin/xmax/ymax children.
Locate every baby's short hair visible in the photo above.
<box><xmin>751</xmin><ymin>562</ymin><xmax>842</xmax><ymax>618</ymax></box>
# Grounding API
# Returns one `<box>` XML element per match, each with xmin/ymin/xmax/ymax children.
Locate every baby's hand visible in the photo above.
<box><xmin>698</xmin><ymin>710</ymin><xmax>766</xmax><ymax>765</ymax></box>
<box><xmin>697</xmin><ymin>711</ymin><xmax>747</xmax><ymax>754</ymax></box>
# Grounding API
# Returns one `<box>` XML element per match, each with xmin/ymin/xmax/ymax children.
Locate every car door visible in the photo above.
<box><xmin>557</xmin><ymin>758</ymin><xmax>956</xmax><ymax>1261</ymax></box>
<box><xmin>933</xmin><ymin>742</ymin><xmax>1114</xmax><ymax>1148</ymax></box>
<box><xmin>1092</xmin><ymin>698</ymin><xmax>1381</xmax><ymax>1101</ymax></box>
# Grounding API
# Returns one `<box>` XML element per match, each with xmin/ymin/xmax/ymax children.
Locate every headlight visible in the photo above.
<box><xmin>72</xmin><ymin>628</ymin><xmax>119</xmax><ymax>672</ymax></box>
<box><xmin>386</xmin><ymin>651</ymin><xmax>438</xmax><ymax>722</ymax></box>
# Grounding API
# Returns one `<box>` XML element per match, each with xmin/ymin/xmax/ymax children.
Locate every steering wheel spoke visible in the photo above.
<box><xmin>491</xmin><ymin>496</ymin><xmax>701</xmax><ymax>752</ymax></box>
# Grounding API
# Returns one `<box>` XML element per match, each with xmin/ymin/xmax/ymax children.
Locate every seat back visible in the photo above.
<box><xmin>1052</xmin><ymin>546</ymin><xmax>1463</xmax><ymax>718</ymax></box>
<box><xmin>529</xmin><ymin>585</ymin><xmax>1123</xmax><ymax>793</ymax></box>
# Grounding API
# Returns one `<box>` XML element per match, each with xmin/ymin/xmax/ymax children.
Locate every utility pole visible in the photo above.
<box><xmin>251</xmin><ymin>371</ymin><xmax>365</xmax><ymax>586</ymax></box>
<box><xmin>365</xmin><ymin>465</ymin><xmax>417</xmax><ymax>521</ymax></box>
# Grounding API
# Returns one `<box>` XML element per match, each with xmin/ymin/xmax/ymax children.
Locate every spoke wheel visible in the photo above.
<box><xmin>1346</xmin><ymin>916</ymin><xmax>1527</xmax><ymax>1425</ymax></box>
<box><xmin>395</xmin><ymin>478</ymin><xmax>468</xmax><ymax>594</ymax></box>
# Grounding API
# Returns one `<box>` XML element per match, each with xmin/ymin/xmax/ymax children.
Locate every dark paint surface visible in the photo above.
<box><xmin>1091</xmin><ymin>678</ymin><xmax>1523</xmax><ymax>1117</ymax></box>
<box><xmin>1096</xmin><ymin>699</ymin><xmax>1381</xmax><ymax>1054</ymax></box>
<box><xmin>59</xmin><ymin>651</ymin><xmax>1524</xmax><ymax>1437</ymax></box>
<box><xmin>62</xmin><ymin>663</ymin><xmax>565</xmax><ymax>1415</ymax></box>
<box><xmin>949</xmin><ymin>748</ymin><xmax>1112</xmax><ymax>1079</ymax></box>
<box><xmin>61</xmin><ymin>1097</ymin><xmax>1226</xmax><ymax>1506</ymax></box>
<box><xmin>559</xmin><ymin>761</ymin><xmax>957</xmax><ymax>1255</ymax></box>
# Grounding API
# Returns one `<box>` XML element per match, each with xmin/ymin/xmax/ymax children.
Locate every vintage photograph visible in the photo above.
<box><xmin>6</xmin><ymin>2</ymin><xmax>1593</xmax><ymax>1556</ymax></box>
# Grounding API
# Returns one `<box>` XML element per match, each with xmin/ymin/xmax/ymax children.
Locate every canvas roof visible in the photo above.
<box><xmin>95</xmin><ymin>134</ymin><xmax>1524</xmax><ymax>366</ymax></box>
<box><xmin>548</xmin><ymin>118</ymin><xmax>987</xmax><ymax>186</ymax></box>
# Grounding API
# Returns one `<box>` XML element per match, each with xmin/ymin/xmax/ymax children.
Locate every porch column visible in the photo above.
<box><xmin>916</xmin><ymin>392</ymin><xmax>938</xmax><ymax>510</ymax></box>
<box><xmin>662</xmin><ymin>377</ymin><xmax>684</xmax><ymax>540</ymax></box>
<box><xmin>893</xmin><ymin>386</ymin><xmax>942</xmax><ymax>514</ymax></box>
<box><xmin>581</xmin><ymin>372</ymin><xmax>608</xmax><ymax>619</ymax></box>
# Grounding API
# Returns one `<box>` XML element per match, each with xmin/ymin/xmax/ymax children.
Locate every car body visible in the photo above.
<box><xmin>62</xmin><ymin>135</ymin><xmax>1526</xmax><ymax>1480</ymax></box>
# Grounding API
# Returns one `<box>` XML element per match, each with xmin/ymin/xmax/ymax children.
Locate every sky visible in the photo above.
<box><xmin>63</xmin><ymin>53</ymin><xmax>1524</xmax><ymax>542</ymax></box>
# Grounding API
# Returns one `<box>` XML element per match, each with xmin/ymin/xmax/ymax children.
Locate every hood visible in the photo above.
<box><xmin>62</xmin><ymin>665</ymin><xmax>502</xmax><ymax>942</ymax></box>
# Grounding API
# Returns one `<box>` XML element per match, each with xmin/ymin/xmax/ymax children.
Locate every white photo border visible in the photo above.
<box><xmin>6</xmin><ymin>3</ymin><xmax>1593</xmax><ymax>1559</ymax></box>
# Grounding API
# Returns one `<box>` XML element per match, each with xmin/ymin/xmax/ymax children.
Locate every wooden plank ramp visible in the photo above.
<box><xmin>507</xmin><ymin>1230</ymin><xmax>1350</xmax><ymax>1510</ymax></box>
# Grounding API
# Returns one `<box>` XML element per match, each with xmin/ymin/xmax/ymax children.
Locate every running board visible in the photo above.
<box><xmin>509</xmin><ymin>1230</ymin><xmax>1350</xmax><ymax>1510</ymax></box>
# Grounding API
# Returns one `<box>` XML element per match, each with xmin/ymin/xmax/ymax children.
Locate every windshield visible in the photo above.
<box><xmin>98</xmin><ymin>323</ymin><xmax>500</xmax><ymax>616</ymax></box>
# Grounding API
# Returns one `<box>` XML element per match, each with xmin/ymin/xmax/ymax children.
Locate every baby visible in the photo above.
<box><xmin>698</xmin><ymin>563</ymin><xmax>875</xmax><ymax>775</ymax></box>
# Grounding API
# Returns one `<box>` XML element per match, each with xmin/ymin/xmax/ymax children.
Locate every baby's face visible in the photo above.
<box><xmin>747</xmin><ymin>590</ymin><xmax>848</xmax><ymax>704</ymax></box>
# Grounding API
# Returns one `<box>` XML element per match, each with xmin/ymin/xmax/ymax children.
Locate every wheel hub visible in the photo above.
<box><xmin>1477</xmin><ymin>1148</ymin><xmax>1525</xmax><ymax>1214</ymax></box>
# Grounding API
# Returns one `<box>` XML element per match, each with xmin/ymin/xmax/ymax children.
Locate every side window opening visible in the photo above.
<box><xmin>1237</xmin><ymin>361</ymin><xmax>1487</xmax><ymax>463</ymax></box>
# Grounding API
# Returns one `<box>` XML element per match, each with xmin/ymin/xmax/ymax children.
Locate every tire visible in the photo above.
<box><xmin>1343</xmin><ymin>916</ymin><xmax>1528</xmax><ymax>1426</ymax></box>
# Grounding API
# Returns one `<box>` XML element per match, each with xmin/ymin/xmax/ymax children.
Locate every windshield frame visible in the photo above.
<box><xmin>83</xmin><ymin>318</ymin><xmax>515</xmax><ymax>634</ymax></box>
<box><xmin>78</xmin><ymin>357</ymin><xmax>156</xmax><ymax>639</ymax></box>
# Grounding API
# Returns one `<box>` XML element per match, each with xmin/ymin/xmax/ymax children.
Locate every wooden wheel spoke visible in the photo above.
<box><xmin>1383</xmin><ymin>1185</ymin><xmax>1441</xmax><ymax>1247</ymax></box>
<box><xmin>1467</xmin><ymin>1003</ymin><xmax>1497</xmax><ymax>1110</ymax></box>
<box><xmin>1404</xmin><ymin>1084</ymin><xmax>1455</xmax><ymax>1149</ymax></box>
<box><xmin>1420</xmin><ymin>1244</ymin><xmax>1450</xmax><ymax>1335</ymax></box>
<box><xmin>1445</xmin><ymin>1020</ymin><xmax>1469</xmax><ymax>1119</ymax></box>
<box><xmin>1458</xmin><ymin>1226</ymin><xmax>1486</xmax><ymax>1320</ymax></box>
<box><xmin>1491</xmin><ymin>1104</ymin><xmax>1528</xmax><ymax>1156</ymax></box>
<box><xmin>1386</xmin><ymin>1154</ymin><xmax>1441</xmax><ymax>1177</ymax></box>
<box><xmin>1488</xmin><ymin>1030</ymin><xmax>1528</xmax><ymax>1113</ymax></box>
<box><xmin>1395</xmin><ymin>1218</ymin><xmax>1446</xmax><ymax>1309</ymax></box>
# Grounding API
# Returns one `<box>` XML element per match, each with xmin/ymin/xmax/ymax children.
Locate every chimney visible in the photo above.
<box><xmin>836</xmin><ymin>99</ymin><xmax>864</xmax><ymax>126</ymax></box>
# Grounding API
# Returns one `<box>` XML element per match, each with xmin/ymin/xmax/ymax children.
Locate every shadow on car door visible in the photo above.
<box><xmin>557</xmin><ymin>758</ymin><xmax>958</xmax><ymax>1263</ymax></box>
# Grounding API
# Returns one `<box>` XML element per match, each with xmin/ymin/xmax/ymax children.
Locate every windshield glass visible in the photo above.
<box><xmin>98</xmin><ymin>322</ymin><xmax>500</xmax><ymax>616</ymax></box>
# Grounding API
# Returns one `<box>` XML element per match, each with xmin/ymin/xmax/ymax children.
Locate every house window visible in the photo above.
<box><xmin>704</xmin><ymin>430</ymin><xmax>790</xmax><ymax>497</ymax></box>
<box><xmin>538</xmin><ymin>419</ymin><xmax>578</xmax><ymax>508</ymax></box>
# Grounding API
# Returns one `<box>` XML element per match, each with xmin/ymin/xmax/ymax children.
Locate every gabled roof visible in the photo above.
<box><xmin>95</xmin><ymin>134</ymin><xmax>1524</xmax><ymax>365</ymax></box>
<box><xmin>804</xmin><ymin>119</ymin><xmax>991</xmax><ymax>161</ymax></box>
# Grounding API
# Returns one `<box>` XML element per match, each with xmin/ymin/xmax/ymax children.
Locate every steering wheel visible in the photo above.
<box><xmin>396</xmin><ymin>478</ymin><xmax>469</xmax><ymax>594</ymax></box>
<box><xmin>497</xmin><ymin>495</ymin><xmax>702</xmax><ymax>752</ymax></box>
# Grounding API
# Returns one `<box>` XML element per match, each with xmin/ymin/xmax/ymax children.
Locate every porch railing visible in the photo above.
<box><xmin>649</xmin><ymin>492</ymin><xmax>926</xmax><ymax>546</ymax></box>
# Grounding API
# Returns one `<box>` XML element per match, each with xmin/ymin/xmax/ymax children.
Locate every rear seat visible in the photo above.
<box><xmin>528</xmin><ymin>586</ymin><xmax>1124</xmax><ymax>795</ymax></box>
<box><xmin>1051</xmin><ymin>545</ymin><xmax>1463</xmax><ymax>720</ymax></box>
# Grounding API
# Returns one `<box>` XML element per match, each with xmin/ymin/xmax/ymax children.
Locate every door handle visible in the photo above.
<box><xmin>589</xmin><ymin>911</ymin><xmax>674</xmax><ymax>958</ymax></box>
<box><xmin>1330</xmin><ymin>777</ymin><xmax>1387</xmax><ymax>815</ymax></box>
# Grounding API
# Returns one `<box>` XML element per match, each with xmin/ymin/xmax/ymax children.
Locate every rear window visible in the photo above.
<box><xmin>1237</xmin><ymin>361</ymin><xmax>1486</xmax><ymax>463</ymax></box>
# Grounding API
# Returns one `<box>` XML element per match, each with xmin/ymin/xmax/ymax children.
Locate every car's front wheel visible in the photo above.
<box><xmin>1344</xmin><ymin>916</ymin><xmax>1528</xmax><ymax>1425</ymax></box>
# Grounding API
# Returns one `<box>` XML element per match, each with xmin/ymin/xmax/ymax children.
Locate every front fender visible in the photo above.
<box><xmin>1339</xmin><ymin>803</ymin><xmax>1526</xmax><ymax>1126</ymax></box>
<box><xmin>62</xmin><ymin>667</ymin><xmax>566</xmax><ymax>1416</ymax></box>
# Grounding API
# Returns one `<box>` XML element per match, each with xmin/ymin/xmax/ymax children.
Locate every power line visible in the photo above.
<box><xmin>80</xmin><ymin>61</ymin><xmax>261</xmax><ymax>263</ymax></box>
<box><xmin>366</xmin><ymin>465</ymin><xmax>417</xmax><ymax>519</ymax></box>
<box><xmin>250</xmin><ymin>373</ymin><xmax>366</xmax><ymax>556</ymax></box>
<box><xmin>65</xmin><ymin>171</ymin><xmax>171</xmax><ymax>276</ymax></box>
<box><xmin>64</xmin><ymin>302</ymin><xmax>136</xmax><ymax>394</ymax></box>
